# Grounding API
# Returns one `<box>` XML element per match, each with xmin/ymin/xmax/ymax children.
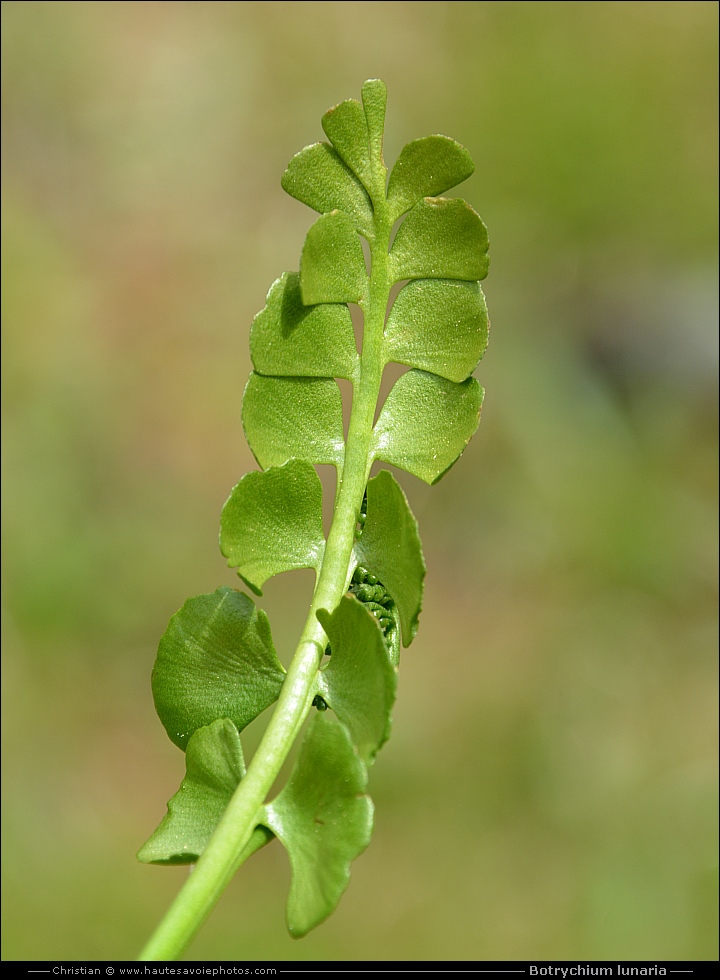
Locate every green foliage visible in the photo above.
<box><xmin>220</xmin><ymin>459</ymin><xmax>326</xmax><ymax>594</ymax></box>
<box><xmin>352</xmin><ymin>470</ymin><xmax>424</xmax><ymax>647</ymax></box>
<box><xmin>250</xmin><ymin>272</ymin><xmax>359</xmax><ymax>380</ymax></box>
<box><xmin>151</xmin><ymin>589</ymin><xmax>285</xmax><ymax>750</ymax></box>
<box><xmin>282</xmin><ymin>144</ymin><xmax>373</xmax><ymax>233</ymax></box>
<box><xmin>386</xmin><ymin>135</ymin><xmax>475</xmax><ymax>219</ymax></box>
<box><xmin>383</xmin><ymin>279</ymin><xmax>488</xmax><ymax>383</ymax></box>
<box><xmin>373</xmin><ymin>371</ymin><xmax>484</xmax><ymax>485</ymax></box>
<box><xmin>389</xmin><ymin>197</ymin><xmax>489</xmax><ymax>282</ymax></box>
<box><xmin>137</xmin><ymin>719</ymin><xmax>274</xmax><ymax>866</ymax></box>
<box><xmin>262</xmin><ymin>713</ymin><xmax>374</xmax><ymax>938</ymax></box>
<box><xmin>316</xmin><ymin>595</ymin><xmax>397</xmax><ymax>763</ymax></box>
<box><xmin>300</xmin><ymin>210</ymin><xmax>368</xmax><ymax>305</ymax></box>
<box><xmin>140</xmin><ymin>79</ymin><xmax>488</xmax><ymax>959</ymax></box>
<box><xmin>242</xmin><ymin>375</ymin><xmax>345</xmax><ymax>470</ymax></box>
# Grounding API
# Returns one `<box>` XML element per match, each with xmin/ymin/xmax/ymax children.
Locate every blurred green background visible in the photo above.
<box><xmin>2</xmin><ymin>0</ymin><xmax>717</xmax><ymax>962</ymax></box>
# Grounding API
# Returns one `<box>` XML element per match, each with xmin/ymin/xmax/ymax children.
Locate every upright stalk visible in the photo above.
<box><xmin>139</xmin><ymin>190</ymin><xmax>391</xmax><ymax>962</ymax></box>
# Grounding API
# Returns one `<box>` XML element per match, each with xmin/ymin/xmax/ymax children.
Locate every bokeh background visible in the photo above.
<box><xmin>2</xmin><ymin>0</ymin><xmax>717</xmax><ymax>962</ymax></box>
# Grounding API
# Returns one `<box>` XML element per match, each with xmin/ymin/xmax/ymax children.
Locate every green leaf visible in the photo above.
<box><xmin>152</xmin><ymin>589</ymin><xmax>285</xmax><ymax>750</ymax></box>
<box><xmin>361</xmin><ymin>79</ymin><xmax>387</xmax><ymax>164</ymax></box>
<box><xmin>321</xmin><ymin>97</ymin><xmax>371</xmax><ymax>186</ymax></box>
<box><xmin>387</xmin><ymin>135</ymin><xmax>474</xmax><ymax>220</ymax></box>
<box><xmin>353</xmin><ymin>470</ymin><xmax>425</xmax><ymax>646</ymax></box>
<box><xmin>137</xmin><ymin>719</ymin><xmax>274</xmax><ymax>865</ymax></box>
<box><xmin>389</xmin><ymin>197</ymin><xmax>489</xmax><ymax>283</ymax></box>
<box><xmin>316</xmin><ymin>595</ymin><xmax>397</xmax><ymax>763</ymax></box>
<box><xmin>250</xmin><ymin>273</ymin><xmax>359</xmax><ymax>382</ymax></box>
<box><xmin>384</xmin><ymin>279</ymin><xmax>489</xmax><ymax>383</ymax></box>
<box><xmin>300</xmin><ymin>210</ymin><xmax>368</xmax><ymax>306</ymax></box>
<box><xmin>281</xmin><ymin>143</ymin><xmax>373</xmax><ymax>234</ymax></box>
<box><xmin>372</xmin><ymin>370</ymin><xmax>483</xmax><ymax>485</ymax></box>
<box><xmin>220</xmin><ymin>459</ymin><xmax>326</xmax><ymax>594</ymax></box>
<box><xmin>263</xmin><ymin>713</ymin><xmax>373</xmax><ymax>938</ymax></box>
<box><xmin>242</xmin><ymin>374</ymin><xmax>345</xmax><ymax>470</ymax></box>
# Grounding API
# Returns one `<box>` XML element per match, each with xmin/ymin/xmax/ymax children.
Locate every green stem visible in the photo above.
<box><xmin>139</xmin><ymin>188</ymin><xmax>391</xmax><ymax>961</ymax></box>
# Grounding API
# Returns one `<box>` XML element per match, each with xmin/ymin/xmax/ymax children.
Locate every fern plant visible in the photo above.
<box><xmin>138</xmin><ymin>79</ymin><xmax>489</xmax><ymax>960</ymax></box>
